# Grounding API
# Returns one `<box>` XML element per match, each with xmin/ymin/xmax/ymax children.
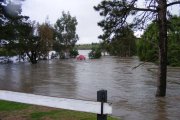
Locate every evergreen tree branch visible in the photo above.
<box><xmin>167</xmin><ymin>1</ymin><xmax>180</xmax><ymax>7</ymax></box>
<box><xmin>132</xmin><ymin>7</ymin><xmax>157</xmax><ymax>12</ymax></box>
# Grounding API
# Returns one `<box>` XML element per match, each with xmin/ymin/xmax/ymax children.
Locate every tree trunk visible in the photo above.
<box><xmin>31</xmin><ymin>51</ymin><xmax>38</xmax><ymax>64</ymax></box>
<box><xmin>156</xmin><ymin>0</ymin><xmax>167</xmax><ymax>97</ymax></box>
<box><xmin>26</xmin><ymin>51</ymin><xmax>38</xmax><ymax>64</ymax></box>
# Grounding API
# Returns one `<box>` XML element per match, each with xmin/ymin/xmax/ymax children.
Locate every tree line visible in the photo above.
<box><xmin>0</xmin><ymin>0</ymin><xmax>78</xmax><ymax>64</ymax></box>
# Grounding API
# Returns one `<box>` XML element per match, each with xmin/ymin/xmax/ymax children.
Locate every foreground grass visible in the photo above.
<box><xmin>0</xmin><ymin>100</ymin><xmax>118</xmax><ymax>120</ymax></box>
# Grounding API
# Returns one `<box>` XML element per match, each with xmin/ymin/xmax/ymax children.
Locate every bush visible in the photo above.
<box><xmin>167</xmin><ymin>44</ymin><xmax>180</xmax><ymax>66</ymax></box>
<box><xmin>0</xmin><ymin>48</ymin><xmax>17</xmax><ymax>56</ymax></box>
<box><xmin>70</xmin><ymin>49</ymin><xmax>79</xmax><ymax>58</ymax></box>
<box><xmin>88</xmin><ymin>47</ymin><xmax>102</xmax><ymax>59</ymax></box>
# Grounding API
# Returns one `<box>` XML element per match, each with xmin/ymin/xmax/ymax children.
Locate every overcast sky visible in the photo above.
<box><xmin>21</xmin><ymin>0</ymin><xmax>180</xmax><ymax>44</ymax></box>
<box><xmin>21</xmin><ymin>0</ymin><xmax>103</xmax><ymax>44</ymax></box>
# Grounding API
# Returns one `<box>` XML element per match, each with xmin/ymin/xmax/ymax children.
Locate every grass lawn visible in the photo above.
<box><xmin>0</xmin><ymin>100</ymin><xmax>118</xmax><ymax>120</ymax></box>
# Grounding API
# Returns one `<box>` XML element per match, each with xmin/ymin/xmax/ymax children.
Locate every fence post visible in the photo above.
<box><xmin>97</xmin><ymin>90</ymin><xmax>107</xmax><ymax>120</ymax></box>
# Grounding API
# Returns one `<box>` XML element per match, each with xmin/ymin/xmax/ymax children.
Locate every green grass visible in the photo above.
<box><xmin>0</xmin><ymin>100</ymin><xmax>30</xmax><ymax>111</ymax></box>
<box><xmin>0</xmin><ymin>100</ymin><xmax>118</xmax><ymax>120</ymax></box>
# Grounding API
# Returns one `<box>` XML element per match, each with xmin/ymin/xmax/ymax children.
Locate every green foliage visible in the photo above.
<box><xmin>168</xmin><ymin>44</ymin><xmax>180</xmax><ymax>66</ymax></box>
<box><xmin>0</xmin><ymin>48</ymin><xmax>6</xmax><ymax>56</ymax></box>
<box><xmin>0</xmin><ymin>48</ymin><xmax>17</xmax><ymax>56</ymax></box>
<box><xmin>95</xmin><ymin>0</ymin><xmax>180</xmax><ymax>96</ymax></box>
<box><xmin>0</xmin><ymin>1</ymin><xmax>40</xmax><ymax>64</ymax></box>
<box><xmin>167</xmin><ymin>16</ymin><xmax>180</xmax><ymax>66</ymax></box>
<box><xmin>59</xmin><ymin>51</ymin><xmax>66</xmax><ymax>59</ymax></box>
<box><xmin>38</xmin><ymin>22</ymin><xmax>54</xmax><ymax>59</ymax></box>
<box><xmin>137</xmin><ymin>22</ymin><xmax>158</xmax><ymax>62</ymax></box>
<box><xmin>76</xmin><ymin>44</ymin><xmax>92</xmax><ymax>50</ymax></box>
<box><xmin>0</xmin><ymin>1</ymin><xmax>29</xmax><ymax>40</ymax></box>
<box><xmin>76</xmin><ymin>43</ymin><xmax>99</xmax><ymax>50</ymax></box>
<box><xmin>69</xmin><ymin>48</ymin><xmax>79</xmax><ymax>58</ymax></box>
<box><xmin>94</xmin><ymin>0</ymin><xmax>148</xmax><ymax>41</ymax></box>
<box><xmin>137</xmin><ymin>16</ymin><xmax>180</xmax><ymax>66</ymax></box>
<box><xmin>16</xmin><ymin>21</ymin><xmax>40</xmax><ymax>64</ymax></box>
<box><xmin>54</xmin><ymin>11</ymin><xmax>79</xmax><ymax>53</ymax></box>
<box><xmin>100</xmin><ymin>27</ymin><xmax>136</xmax><ymax>57</ymax></box>
<box><xmin>1</xmin><ymin>2</ymin><xmax>81</xmax><ymax>62</ymax></box>
<box><xmin>88</xmin><ymin>46</ymin><xmax>102</xmax><ymax>59</ymax></box>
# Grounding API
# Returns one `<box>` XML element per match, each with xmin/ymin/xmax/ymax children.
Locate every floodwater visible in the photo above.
<box><xmin>0</xmin><ymin>50</ymin><xmax>180</xmax><ymax>120</ymax></box>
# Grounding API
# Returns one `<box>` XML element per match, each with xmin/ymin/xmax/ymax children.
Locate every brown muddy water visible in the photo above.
<box><xmin>0</xmin><ymin>50</ymin><xmax>180</xmax><ymax>120</ymax></box>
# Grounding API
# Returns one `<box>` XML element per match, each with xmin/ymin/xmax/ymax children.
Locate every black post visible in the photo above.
<box><xmin>97</xmin><ymin>90</ymin><xmax>107</xmax><ymax>120</ymax></box>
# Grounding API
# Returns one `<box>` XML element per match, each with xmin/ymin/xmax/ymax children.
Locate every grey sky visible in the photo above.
<box><xmin>21</xmin><ymin>0</ymin><xmax>103</xmax><ymax>44</ymax></box>
<box><xmin>21</xmin><ymin>0</ymin><xmax>180</xmax><ymax>44</ymax></box>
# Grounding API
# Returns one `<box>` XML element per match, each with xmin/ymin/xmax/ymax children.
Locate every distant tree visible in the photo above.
<box><xmin>38</xmin><ymin>22</ymin><xmax>54</xmax><ymax>59</ymax></box>
<box><xmin>88</xmin><ymin>44</ymin><xmax>102</xmax><ymax>59</ymax></box>
<box><xmin>54</xmin><ymin>11</ymin><xmax>79</xmax><ymax>55</ymax></box>
<box><xmin>137</xmin><ymin>22</ymin><xmax>159</xmax><ymax>62</ymax></box>
<box><xmin>100</xmin><ymin>26</ymin><xmax>136</xmax><ymax>56</ymax></box>
<box><xmin>167</xmin><ymin>16</ymin><xmax>180</xmax><ymax>66</ymax></box>
<box><xmin>94</xmin><ymin>0</ymin><xmax>180</xmax><ymax>97</ymax></box>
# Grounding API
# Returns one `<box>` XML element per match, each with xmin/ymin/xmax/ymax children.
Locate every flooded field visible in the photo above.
<box><xmin>0</xmin><ymin>50</ymin><xmax>180</xmax><ymax>120</ymax></box>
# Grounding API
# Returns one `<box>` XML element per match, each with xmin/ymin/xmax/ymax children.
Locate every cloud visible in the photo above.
<box><xmin>22</xmin><ymin>0</ymin><xmax>180</xmax><ymax>44</ymax></box>
<box><xmin>21</xmin><ymin>0</ymin><xmax>103</xmax><ymax>44</ymax></box>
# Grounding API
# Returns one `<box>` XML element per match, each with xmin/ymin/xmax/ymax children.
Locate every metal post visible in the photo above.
<box><xmin>97</xmin><ymin>90</ymin><xmax>107</xmax><ymax>120</ymax></box>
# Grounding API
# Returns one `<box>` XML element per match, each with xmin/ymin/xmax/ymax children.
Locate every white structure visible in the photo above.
<box><xmin>0</xmin><ymin>90</ymin><xmax>112</xmax><ymax>114</ymax></box>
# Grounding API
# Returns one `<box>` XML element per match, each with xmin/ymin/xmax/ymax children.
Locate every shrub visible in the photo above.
<box><xmin>88</xmin><ymin>47</ymin><xmax>101</xmax><ymax>59</ymax></box>
<box><xmin>70</xmin><ymin>49</ymin><xmax>79</xmax><ymax>58</ymax></box>
<box><xmin>0</xmin><ymin>48</ymin><xmax>17</xmax><ymax>56</ymax></box>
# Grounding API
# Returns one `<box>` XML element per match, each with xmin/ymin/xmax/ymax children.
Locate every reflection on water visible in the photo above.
<box><xmin>0</xmin><ymin>50</ymin><xmax>180</xmax><ymax>120</ymax></box>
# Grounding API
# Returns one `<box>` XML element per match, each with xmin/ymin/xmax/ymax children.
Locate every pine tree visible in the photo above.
<box><xmin>94</xmin><ymin>0</ymin><xmax>180</xmax><ymax>97</ymax></box>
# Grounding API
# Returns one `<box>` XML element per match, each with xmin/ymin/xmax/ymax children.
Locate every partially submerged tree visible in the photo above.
<box><xmin>94</xmin><ymin>0</ymin><xmax>180</xmax><ymax>97</ymax></box>
<box><xmin>38</xmin><ymin>22</ymin><xmax>54</xmax><ymax>59</ymax></box>
<box><xmin>100</xmin><ymin>26</ymin><xmax>136</xmax><ymax>56</ymax></box>
<box><xmin>17</xmin><ymin>21</ymin><xmax>40</xmax><ymax>64</ymax></box>
<box><xmin>54</xmin><ymin>11</ymin><xmax>79</xmax><ymax>57</ymax></box>
<box><xmin>0</xmin><ymin>0</ymin><xmax>40</xmax><ymax>64</ymax></box>
<box><xmin>88</xmin><ymin>46</ymin><xmax>102</xmax><ymax>59</ymax></box>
